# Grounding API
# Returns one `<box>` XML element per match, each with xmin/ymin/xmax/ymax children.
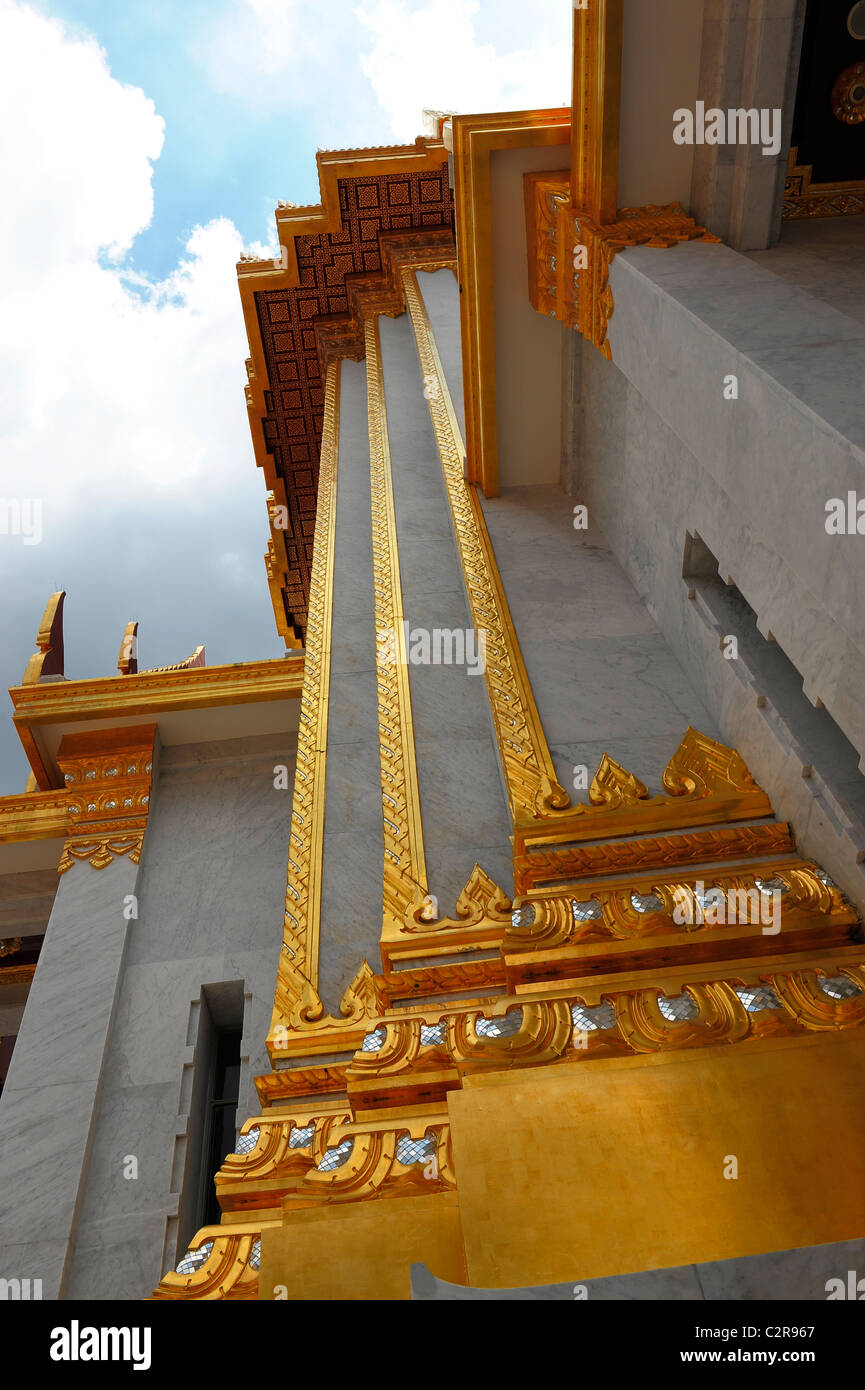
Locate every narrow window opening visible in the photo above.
<box><xmin>177</xmin><ymin>980</ymin><xmax>245</xmax><ymax>1255</ymax></box>
<box><xmin>684</xmin><ymin>531</ymin><xmax>865</xmax><ymax>829</ymax></box>
<box><xmin>200</xmin><ymin>1027</ymin><xmax>242</xmax><ymax>1229</ymax></box>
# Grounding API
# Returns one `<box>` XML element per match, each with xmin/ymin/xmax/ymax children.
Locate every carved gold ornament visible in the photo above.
<box><xmin>525</xmin><ymin>176</ymin><xmax>720</xmax><ymax>357</ymax></box>
<box><xmin>56</xmin><ymin>725</ymin><xmax>156</xmax><ymax>874</ymax></box>
<box><xmin>784</xmin><ymin>145</ymin><xmax>865</xmax><ymax>219</ymax></box>
<box><xmin>832</xmin><ymin>63</ymin><xmax>865</xmax><ymax>124</ymax></box>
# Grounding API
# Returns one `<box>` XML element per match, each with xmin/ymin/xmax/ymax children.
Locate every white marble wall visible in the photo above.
<box><xmin>568</xmin><ymin>237</ymin><xmax>865</xmax><ymax>905</ymax></box>
<box><xmin>0</xmin><ymin>853</ymin><xmax>140</xmax><ymax>1299</ymax></box>
<box><xmin>2</xmin><ymin>731</ymin><xmax>297</xmax><ymax>1300</ymax></box>
<box><xmin>480</xmin><ymin>484</ymin><xmax>720</xmax><ymax>800</ymax></box>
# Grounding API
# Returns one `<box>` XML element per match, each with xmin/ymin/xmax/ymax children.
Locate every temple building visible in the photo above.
<box><xmin>1</xmin><ymin>0</ymin><xmax>864</xmax><ymax>1301</ymax></box>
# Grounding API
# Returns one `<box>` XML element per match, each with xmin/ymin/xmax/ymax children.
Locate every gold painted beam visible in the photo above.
<box><xmin>0</xmin><ymin>789</ymin><xmax>67</xmax><ymax>844</ymax></box>
<box><xmin>571</xmin><ymin>0</ymin><xmax>623</xmax><ymax>222</ymax></box>
<box><xmin>527</xmin><ymin>2</ymin><xmax>717</xmax><ymax>353</ymax></box>
<box><xmin>10</xmin><ymin>656</ymin><xmax>304</xmax><ymax>789</ymax></box>
<box><xmin>449</xmin><ymin>110</ymin><xmax>571</xmax><ymax>497</ymax></box>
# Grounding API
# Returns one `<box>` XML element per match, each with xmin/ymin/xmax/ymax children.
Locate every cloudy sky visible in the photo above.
<box><xmin>0</xmin><ymin>0</ymin><xmax>570</xmax><ymax>793</ymax></box>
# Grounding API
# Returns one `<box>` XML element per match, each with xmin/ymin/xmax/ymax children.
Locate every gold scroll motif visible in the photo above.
<box><xmin>215</xmin><ymin>1113</ymin><xmax>455</xmax><ymax>1210</ymax></box>
<box><xmin>348</xmin><ymin>959</ymin><xmax>865</xmax><ymax>1082</ymax></box>
<box><xmin>505</xmin><ymin>863</ymin><xmax>854</xmax><ymax>952</ymax></box>
<box><xmin>151</xmin><ymin>1227</ymin><xmax>266</xmax><ymax>1301</ymax></box>
<box><xmin>401</xmin><ymin>267</ymin><xmax>570</xmax><ymax>824</ymax></box>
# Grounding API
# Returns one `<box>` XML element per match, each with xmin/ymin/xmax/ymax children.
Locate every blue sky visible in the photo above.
<box><xmin>0</xmin><ymin>0</ymin><xmax>570</xmax><ymax>792</ymax></box>
<box><xmin>34</xmin><ymin>0</ymin><xmax>323</xmax><ymax>280</ymax></box>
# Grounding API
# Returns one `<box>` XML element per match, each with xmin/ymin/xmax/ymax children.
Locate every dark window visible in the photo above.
<box><xmin>684</xmin><ymin>531</ymin><xmax>865</xmax><ymax>830</ymax></box>
<box><xmin>201</xmin><ymin>1028</ymin><xmax>242</xmax><ymax>1229</ymax></box>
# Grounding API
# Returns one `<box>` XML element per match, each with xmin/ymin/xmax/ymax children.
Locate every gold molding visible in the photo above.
<box><xmin>449</xmin><ymin>109</ymin><xmax>571</xmax><ymax>497</ymax></box>
<box><xmin>10</xmin><ymin>656</ymin><xmax>304</xmax><ymax>790</ymax></box>
<box><xmin>274</xmin><ymin>363</ymin><xmax>339</xmax><ymax>1010</ymax></box>
<box><xmin>505</xmin><ymin>860</ymin><xmax>855</xmax><ymax>959</ymax></box>
<box><xmin>783</xmin><ymin>145</ymin><xmax>865</xmax><ymax>220</ymax></box>
<box><xmin>525</xmin><ymin>4</ymin><xmax>716</xmax><ymax>355</ymax></box>
<box><xmin>571</xmin><ymin>0</ymin><xmax>623</xmax><ymax>222</ymax></box>
<box><xmin>151</xmin><ymin>1225</ymin><xmax>267</xmax><ymax>1301</ymax></box>
<box><xmin>402</xmin><ymin>267</ymin><xmax>570</xmax><ymax>826</ymax></box>
<box><xmin>515</xmin><ymin>822</ymin><xmax>794</xmax><ymax>897</ymax></box>
<box><xmin>366</xmin><ymin>316</ymin><xmax>429</xmax><ymax>933</ymax></box>
<box><xmin>0</xmin><ymin>789</ymin><xmax>67</xmax><ymax>845</ymax></box>
<box><xmin>514</xmin><ymin>728</ymin><xmax>772</xmax><ymax>862</ymax></box>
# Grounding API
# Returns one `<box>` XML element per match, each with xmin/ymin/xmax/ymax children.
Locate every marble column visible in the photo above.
<box><xmin>691</xmin><ymin>0</ymin><xmax>808</xmax><ymax>250</ymax></box>
<box><xmin>0</xmin><ymin>853</ymin><xmax>141</xmax><ymax>1297</ymax></box>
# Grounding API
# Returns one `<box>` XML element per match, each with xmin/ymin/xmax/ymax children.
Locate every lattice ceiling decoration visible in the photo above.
<box><xmin>238</xmin><ymin>139</ymin><xmax>455</xmax><ymax>645</ymax></box>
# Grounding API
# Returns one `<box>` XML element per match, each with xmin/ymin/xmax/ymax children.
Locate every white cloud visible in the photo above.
<box><xmin>357</xmin><ymin>0</ymin><xmax>570</xmax><ymax>139</ymax></box>
<box><xmin>0</xmin><ymin>0</ymin><xmax>164</xmax><ymax>266</ymax></box>
<box><xmin>0</xmin><ymin>1</ymin><xmax>285</xmax><ymax>798</ymax></box>
<box><xmin>0</xmin><ymin>0</ymin><xmax>277</xmax><ymax>516</ymax></box>
<box><xmin>198</xmin><ymin>0</ymin><xmax>570</xmax><ymax>141</ymax></box>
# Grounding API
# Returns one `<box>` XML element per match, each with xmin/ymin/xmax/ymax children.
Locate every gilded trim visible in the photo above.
<box><xmin>449</xmin><ymin>109</ymin><xmax>571</xmax><ymax>497</ymax></box>
<box><xmin>58</xmin><ymin>834</ymin><xmax>144</xmax><ymax>874</ymax></box>
<box><xmin>270</xmin><ymin>364</ymin><xmax>340</xmax><ymax>1033</ymax></box>
<box><xmin>366</xmin><ymin>316</ymin><xmax>429</xmax><ymax>931</ymax></box>
<box><xmin>11</xmin><ymin>656</ymin><xmax>304</xmax><ymax>790</ymax></box>
<box><xmin>237</xmin><ymin>138</ymin><xmax>452</xmax><ymax>643</ymax></box>
<box><xmin>402</xmin><ymin>267</ymin><xmax>569</xmax><ymax>824</ymax></box>
<box><xmin>571</xmin><ymin>0</ymin><xmax>623</xmax><ymax>222</ymax></box>
<box><xmin>0</xmin><ymin>789</ymin><xmax>67</xmax><ymax>845</ymax></box>
<box><xmin>783</xmin><ymin>145</ymin><xmax>865</xmax><ymax>220</ymax></box>
<box><xmin>55</xmin><ymin>724</ymin><xmax>156</xmax><ymax>874</ymax></box>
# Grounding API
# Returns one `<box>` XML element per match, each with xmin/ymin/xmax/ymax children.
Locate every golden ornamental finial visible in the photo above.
<box><xmin>589</xmin><ymin>753</ymin><xmax>649</xmax><ymax>808</ymax></box>
<box><xmin>117</xmin><ymin>620</ymin><xmax>139</xmax><ymax>675</ymax></box>
<box><xmin>22</xmin><ymin>591</ymin><xmax>65</xmax><ymax>685</ymax></box>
